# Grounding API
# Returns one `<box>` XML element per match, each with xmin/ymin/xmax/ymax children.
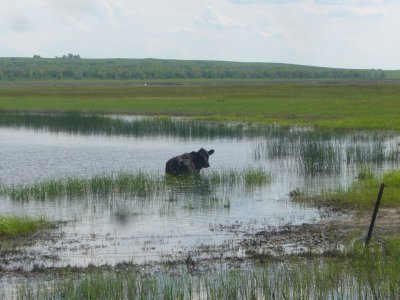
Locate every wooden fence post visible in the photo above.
<box><xmin>365</xmin><ymin>183</ymin><xmax>385</xmax><ymax>247</ymax></box>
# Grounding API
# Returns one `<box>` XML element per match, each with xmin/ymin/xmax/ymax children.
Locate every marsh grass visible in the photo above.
<box><xmin>2</xmin><ymin>111</ymin><xmax>400</xmax><ymax>144</ymax></box>
<box><xmin>2</xmin><ymin>172</ymin><xmax>165</xmax><ymax>201</ymax></box>
<box><xmin>292</xmin><ymin>169</ymin><xmax>400</xmax><ymax>209</ymax></box>
<box><xmin>0</xmin><ymin>111</ymin><xmax>269</xmax><ymax>139</ymax></box>
<box><xmin>1</xmin><ymin>168</ymin><xmax>271</xmax><ymax>201</ymax></box>
<box><xmin>2</xmin><ymin>82</ymin><xmax>400</xmax><ymax>130</ymax></box>
<box><xmin>12</xmin><ymin>238</ymin><xmax>400</xmax><ymax>300</ymax></box>
<box><xmin>0</xmin><ymin>216</ymin><xmax>48</xmax><ymax>238</ymax></box>
<box><xmin>253</xmin><ymin>130</ymin><xmax>400</xmax><ymax>176</ymax></box>
<box><xmin>253</xmin><ymin>138</ymin><xmax>343</xmax><ymax>175</ymax></box>
<box><xmin>357</xmin><ymin>165</ymin><xmax>374</xmax><ymax>180</ymax></box>
<box><xmin>206</xmin><ymin>167</ymin><xmax>271</xmax><ymax>187</ymax></box>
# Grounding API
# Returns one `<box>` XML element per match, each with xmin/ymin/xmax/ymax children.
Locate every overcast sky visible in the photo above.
<box><xmin>1</xmin><ymin>0</ymin><xmax>399</xmax><ymax>69</ymax></box>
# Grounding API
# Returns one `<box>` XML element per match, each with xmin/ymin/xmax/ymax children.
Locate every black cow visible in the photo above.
<box><xmin>165</xmin><ymin>148</ymin><xmax>215</xmax><ymax>175</ymax></box>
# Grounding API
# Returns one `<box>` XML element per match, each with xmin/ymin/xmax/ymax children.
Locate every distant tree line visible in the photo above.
<box><xmin>0</xmin><ymin>57</ymin><xmax>387</xmax><ymax>81</ymax></box>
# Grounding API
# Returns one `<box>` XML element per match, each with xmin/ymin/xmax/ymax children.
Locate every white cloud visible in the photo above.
<box><xmin>303</xmin><ymin>2</ymin><xmax>387</xmax><ymax>17</ymax></box>
<box><xmin>336</xmin><ymin>5</ymin><xmax>386</xmax><ymax>17</ymax></box>
<box><xmin>43</xmin><ymin>0</ymin><xmax>101</xmax><ymax>14</ymax></box>
<box><xmin>259</xmin><ymin>27</ymin><xmax>291</xmax><ymax>39</ymax></box>
<box><xmin>42</xmin><ymin>0</ymin><xmax>120</xmax><ymax>26</ymax></box>
<box><xmin>315</xmin><ymin>0</ymin><xmax>390</xmax><ymax>4</ymax></box>
<box><xmin>167</xmin><ymin>26</ymin><xmax>195</xmax><ymax>34</ymax></box>
<box><xmin>101</xmin><ymin>2</ymin><xmax>119</xmax><ymax>26</ymax></box>
<box><xmin>10</xmin><ymin>15</ymin><xmax>34</xmax><ymax>32</ymax></box>
<box><xmin>63</xmin><ymin>14</ymin><xmax>92</xmax><ymax>32</ymax></box>
<box><xmin>196</xmin><ymin>6</ymin><xmax>241</xmax><ymax>29</ymax></box>
<box><xmin>231</xmin><ymin>0</ymin><xmax>293</xmax><ymax>3</ymax></box>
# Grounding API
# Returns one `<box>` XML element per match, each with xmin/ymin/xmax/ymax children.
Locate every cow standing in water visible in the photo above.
<box><xmin>165</xmin><ymin>148</ymin><xmax>215</xmax><ymax>175</ymax></box>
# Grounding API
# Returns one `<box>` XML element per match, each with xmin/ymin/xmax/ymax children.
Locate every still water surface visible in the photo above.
<box><xmin>0</xmin><ymin>115</ymin><xmax>399</xmax><ymax>269</ymax></box>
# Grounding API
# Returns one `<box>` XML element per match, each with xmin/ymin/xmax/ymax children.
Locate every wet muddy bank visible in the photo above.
<box><xmin>2</xmin><ymin>207</ymin><xmax>398</xmax><ymax>277</ymax></box>
<box><xmin>241</xmin><ymin>207</ymin><xmax>400</xmax><ymax>260</ymax></box>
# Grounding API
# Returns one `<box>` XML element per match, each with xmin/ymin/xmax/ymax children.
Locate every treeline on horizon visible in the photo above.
<box><xmin>0</xmin><ymin>55</ymin><xmax>391</xmax><ymax>81</ymax></box>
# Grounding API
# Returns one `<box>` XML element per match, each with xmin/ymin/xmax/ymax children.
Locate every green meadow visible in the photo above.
<box><xmin>1</xmin><ymin>81</ymin><xmax>400</xmax><ymax>129</ymax></box>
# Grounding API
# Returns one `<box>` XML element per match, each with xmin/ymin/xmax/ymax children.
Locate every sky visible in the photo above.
<box><xmin>1</xmin><ymin>0</ymin><xmax>399</xmax><ymax>69</ymax></box>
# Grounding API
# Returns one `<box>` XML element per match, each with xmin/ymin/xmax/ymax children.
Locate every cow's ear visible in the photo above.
<box><xmin>208</xmin><ymin>149</ymin><xmax>215</xmax><ymax>155</ymax></box>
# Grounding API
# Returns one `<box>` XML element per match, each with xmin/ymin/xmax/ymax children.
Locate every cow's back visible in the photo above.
<box><xmin>165</xmin><ymin>153</ymin><xmax>196</xmax><ymax>175</ymax></box>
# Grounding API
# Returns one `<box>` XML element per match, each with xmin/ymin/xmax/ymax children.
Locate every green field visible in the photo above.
<box><xmin>1</xmin><ymin>81</ymin><xmax>400</xmax><ymax>130</ymax></box>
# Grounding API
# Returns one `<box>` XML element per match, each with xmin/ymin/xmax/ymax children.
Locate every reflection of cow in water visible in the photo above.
<box><xmin>165</xmin><ymin>148</ymin><xmax>215</xmax><ymax>175</ymax></box>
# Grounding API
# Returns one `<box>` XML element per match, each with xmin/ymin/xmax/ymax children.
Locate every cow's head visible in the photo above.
<box><xmin>191</xmin><ymin>148</ymin><xmax>215</xmax><ymax>171</ymax></box>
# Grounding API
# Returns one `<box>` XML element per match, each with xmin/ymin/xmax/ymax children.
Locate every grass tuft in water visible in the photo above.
<box><xmin>0</xmin><ymin>216</ymin><xmax>48</xmax><ymax>238</ymax></box>
<box><xmin>242</xmin><ymin>167</ymin><xmax>272</xmax><ymax>186</ymax></box>
<box><xmin>205</xmin><ymin>167</ymin><xmax>271</xmax><ymax>187</ymax></box>
<box><xmin>357</xmin><ymin>165</ymin><xmax>374</xmax><ymax>180</ymax></box>
<box><xmin>2</xmin><ymin>172</ymin><xmax>165</xmax><ymax>201</ymax></box>
<box><xmin>1</xmin><ymin>168</ymin><xmax>271</xmax><ymax>201</ymax></box>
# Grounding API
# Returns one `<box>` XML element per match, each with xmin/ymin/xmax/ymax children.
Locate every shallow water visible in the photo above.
<box><xmin>0</xmin><ymin>114</ymin><xmax>399</xmax><ymax>269</ymax></box>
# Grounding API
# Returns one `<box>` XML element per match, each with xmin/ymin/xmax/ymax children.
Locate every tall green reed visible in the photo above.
<box><xmin>1</xmin><ymin>168</ymin><xmax>271</xmax><ymax>201</ymax></box>
<box><xmin>0</xmin><ymin>111</ymin><xmax>270</xmax><ymax>139</ymax></box>
<box><xmin>253</xmin><ymin>130</ymin><xmax>400</xmax><ymax>176</ymax></box>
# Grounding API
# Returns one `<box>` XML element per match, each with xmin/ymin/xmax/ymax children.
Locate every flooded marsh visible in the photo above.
<box><xmin>1</xmin><ymin>112</ymin><xmax>400</xmax><ymax>297</ymax></box>
<box><xmin>3</xmin><ymin>241</ymin><xmax>400</xmax><ymax>299</ymax></box>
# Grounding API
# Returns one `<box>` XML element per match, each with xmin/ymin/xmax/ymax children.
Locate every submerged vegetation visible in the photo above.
<box><xmin>0</xmin><ymin>168</ymin><xmax>271</xmax><ymax>201</ymax></box>
<box><xmin>292</xmin><ymin>169</ymin><xmax>400</xmax><ymax>209</ymax></box>
<box><xmin>0</xmin><ymin>216</ymin><xmax>48</xmax><ymax>238</ymax></box>
<box><xmin>11</xmin><ymin>238</ymin><xmax>400</xmax><ymax>299</ymax></box>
